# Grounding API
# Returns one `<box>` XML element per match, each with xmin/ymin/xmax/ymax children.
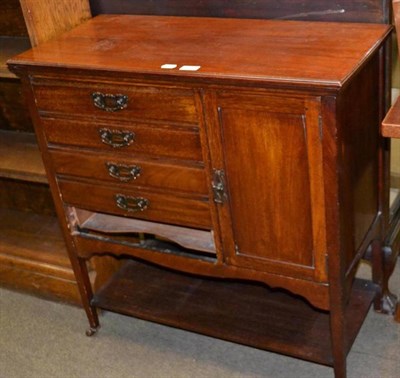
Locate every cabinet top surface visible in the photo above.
<box><xmin>8</xmin><ymin>15</ymin><xmax>391</xmax><ymax>88</ymax></box>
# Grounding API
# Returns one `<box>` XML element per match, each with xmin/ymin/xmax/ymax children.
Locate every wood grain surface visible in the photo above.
<box><xmin>8</xmin><ymin>15</ymin><xmax>391</xmax><ymax>89</ymax></box>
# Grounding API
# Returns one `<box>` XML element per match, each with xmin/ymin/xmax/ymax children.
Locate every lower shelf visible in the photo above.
<box><xmin>92</xmin><ymin>259</ymin><xmax>376</xmax><ymax>366</ymax></box>
<box><xmin>0</xmin><ymin>208</ymin><xmax>81</xmax><ymax>304</ymax></box>
<box><xmin>0</xmin><ymin>37</ymin><xmax>31</xmax><ymax>79</ymax></box>
<box><xmin>0</xmin><ymin>130</ymin><xmax>47</xmax><ymax>183</ymax></box>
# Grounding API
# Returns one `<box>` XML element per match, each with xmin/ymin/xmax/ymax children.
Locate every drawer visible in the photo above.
<box><xmin>32</xmin><ymin>79</ymin><xmax>198</xmax><ymax>124</ymax></box>
<box><xmin>50</xmin><ymin>149</ymin><xmax>208</xmax><ymax>195</ymax></box>
<box><xmin>42</xmin><ymin>118</ymin><xmax>203</xmax><ymax>162</ymax></box>
<box><xmin>58</xmin><ymin>179</ymin><xmax>212</xmax><ymax>230</ymax></box>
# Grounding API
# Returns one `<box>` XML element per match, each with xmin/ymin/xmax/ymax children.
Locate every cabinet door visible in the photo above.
<box><xmin>205</xmin><ymin>92</ymin><xmax>327</xmax><ymax>282</ymax></box>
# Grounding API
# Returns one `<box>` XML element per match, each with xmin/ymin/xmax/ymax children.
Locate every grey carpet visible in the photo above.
<box><xmin>1</xmin><ymin>261</ymin><xmax>399</xmax><ymax>378</ymax></box>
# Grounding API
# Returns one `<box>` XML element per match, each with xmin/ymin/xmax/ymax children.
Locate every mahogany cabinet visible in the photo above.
<box><xmin>8</xmin><ymin>14</ymin><xmax>395</xmax><ymax>378</ymax></box>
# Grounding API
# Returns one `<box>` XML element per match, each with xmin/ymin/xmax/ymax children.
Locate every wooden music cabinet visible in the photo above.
<box><xmin>8</xmin><ymin>15</ymin><xmax>393</xmax><ymax>378</ymax></box>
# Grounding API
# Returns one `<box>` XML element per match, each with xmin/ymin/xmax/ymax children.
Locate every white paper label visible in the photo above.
<box><xmin>179</xmin><ymin>65</ymin><xmax>201</xmax><ymax>71</ymax></box>
<box><xmin>161</xmin><ymin>64</ymin><xmax>177</xmax><ymax>69</ymax></box>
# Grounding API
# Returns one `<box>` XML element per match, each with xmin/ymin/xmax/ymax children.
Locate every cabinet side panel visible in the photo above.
<box><xmin>337</xmin><ymin>55</ymin><xmax>380</xmax><ymax>269</ymax></box>
<box><xmin>219</xmin><ymin>107</ymin><xmax>314</xmax><ymax>267</ymax></box>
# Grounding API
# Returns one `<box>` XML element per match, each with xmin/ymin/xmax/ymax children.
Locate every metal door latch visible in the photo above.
<box><xmin>212</xmin><ymin>169</ymin><xmax>228</xmax><ymax>204</ymax></box>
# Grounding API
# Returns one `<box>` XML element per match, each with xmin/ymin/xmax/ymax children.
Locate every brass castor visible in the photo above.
<box><xmin>85</xmin><ymin>326</ymin><xmax>99</xmax><ymax>337</ymax></box>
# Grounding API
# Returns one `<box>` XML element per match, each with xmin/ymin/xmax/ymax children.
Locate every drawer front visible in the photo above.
<box><xmin>50</xmin><ymin>149</ymin><xmax>208</xmax><ymax>195</ymax></box>
<box><xmin>42</xmin><ymin>118</ymin><xmax>203</xmax><ymax>162</ymax></box>
<box><xmin>33</xmin><ymin>80</ymin><xmax>198</xmax><ymax>124</ymax></box>
<box><xmin>58</xmin><ymin>179</ymin><xmax>212</xmax><ymax>230</ymax></box>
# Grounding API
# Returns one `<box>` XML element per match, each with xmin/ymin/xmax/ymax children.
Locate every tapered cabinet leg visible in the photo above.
<box><xmin>329</xmin><ymin>306</ymin><xmax>347</xmax><ymax>378</ymax></box>
<box><xmin>371</xmin><ymin>240</ymin><xmax>398</xmax><ymax>315</ymax></box>
<box><xmin>395</xmin><ymin>303</ymin><xmax>400</xmax><ymax>322</ymax></box>
<box><xmin>69</xmin><ymin>256</ymin><xmax>100</xmax><ymax>333</ymax></box>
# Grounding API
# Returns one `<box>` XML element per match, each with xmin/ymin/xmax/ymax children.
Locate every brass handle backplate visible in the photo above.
<box><xmin>92</xmin><ymin>92</ymin><xmax>128</xmax><ymax>112</ymax></box>
<box><xmin>115</xmin><ymin>194</ymin><xmax>149</xmax><ymax>212</ymax></box>
<box><xmin>99</xmin><ymin>128</ymin><xmax>135</xmax><ymax>148</ymax></box>
<box><xmin>106</xmin><ymin>162</ymin><xmax>141</xmax><ymax>182</ymax></box>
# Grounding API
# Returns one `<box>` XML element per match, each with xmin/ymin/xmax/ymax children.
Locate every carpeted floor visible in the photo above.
<box><xmin>1</xmin><ymin>261</ymin><xmax>399</xmax><ymax>378</ymax></box>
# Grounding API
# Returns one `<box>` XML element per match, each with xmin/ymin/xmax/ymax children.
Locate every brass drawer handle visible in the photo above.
<box><xmin>99</xmin><ymin>128</ymin><xmax>135</xmax><ymax>148</ymax></box>
<box><xmin>115</xmin><ymin>194</ymin><xmax>149</xmax><ymax>212</ymax></box>
<box><xmin>106</xmin><ymin>162</ymin><xmax>141</xmax><ymax>182</ymax></box>
<box><xmin>92</xmin><ymin>92</ymin><xmax>128</xmax><ymax>112</ymax></box>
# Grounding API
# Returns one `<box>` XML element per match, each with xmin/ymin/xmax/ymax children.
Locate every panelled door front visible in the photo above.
<box><xmin>204</xmin><ymin>91</ymin><xmax>328</xmax><ymax>282</ymax></box>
